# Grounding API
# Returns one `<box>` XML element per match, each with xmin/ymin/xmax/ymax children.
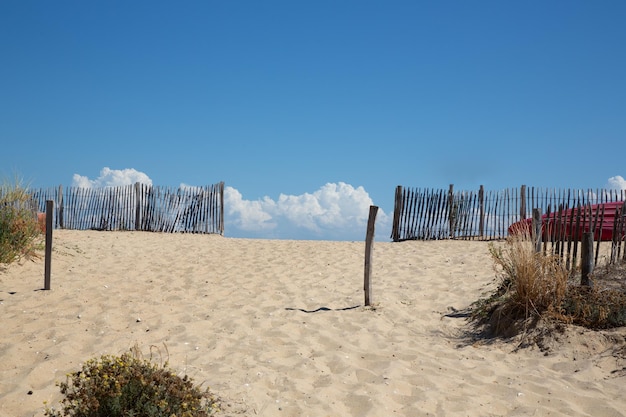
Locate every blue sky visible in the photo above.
<box><xmin>1</xmin><ymin>1</ymin><xmax>625</xmax><ymax>240</ymax></box>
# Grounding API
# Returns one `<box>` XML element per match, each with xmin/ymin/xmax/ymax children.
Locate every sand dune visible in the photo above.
<box><xmin>1</xmin><ymin>230</ymin><xmax>625</xmax><ymax>416</ymax></box>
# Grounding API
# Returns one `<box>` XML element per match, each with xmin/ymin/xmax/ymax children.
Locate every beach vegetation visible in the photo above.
<box><xmin>44</xmin><ymin>345</ymin><xmax>220</xmax><ymax>417</ymax></box>
<box><xmin>0</xmin><ymin>177</ymin><xmax>42</xmax><ymax>265</ymax></box>
<box><xmin>472</xmin><ymin>228</ymin><xmax>626</xmax><ymax>336</ymax></box>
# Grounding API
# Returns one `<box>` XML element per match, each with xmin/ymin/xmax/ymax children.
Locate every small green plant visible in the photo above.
<box><xmin>0</xmin><ymin>177</ymin><xmax>42</xmax><ymax>264</ymax></box>
<box><xmin>44</xmin><ymin>345</ymin><xmax>219</xmax><ymax>417</ymax></box>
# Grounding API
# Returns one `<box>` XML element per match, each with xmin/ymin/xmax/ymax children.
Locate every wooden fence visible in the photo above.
<box><xmin>391</xmin><ymin>184</ymin><xmax>626</xmax><ymax>267</ymax></box>
<box><xmin>392</xmin><ymin>184</ymin><xmax>626</xmax><ymax>242</ymax></box>
<box><xmin>30</xmin><ymin>182</ymin><xmax>224</xmax><ymax>234</ymax></box>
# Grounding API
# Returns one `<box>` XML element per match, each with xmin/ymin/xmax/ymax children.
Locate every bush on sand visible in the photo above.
<box><xmin>44</xmin><ymin>345</ymin><xmax>220</xmax><ymax>417</ymax></box>
<box><xmin>473</xmin><ymin>227</ymin><xmax>626</xmax><ymax>337</ymax></box>
<box><xmin>0</xmin><ymin>178</ymin><xmax>42</xmax><ymax>265</ymax></box>
<box><xmin>472</xmin><ymin>228</ymin><xmax>569</xmax><ymax>337</ymax></box>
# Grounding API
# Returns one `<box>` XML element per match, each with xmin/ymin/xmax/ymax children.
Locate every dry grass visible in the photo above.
<box><xmin>473</xmin><ymin>226</ymin><xmax>626</xmax><ymax>337</ymax></box>
<box><xmin>473</xmin><ymin>228</ymin><xmax>569</xmax><ymax>337</ymax></box>
<box><xmin>563</xmin><ymin>262</ymin><xmax>626</xmax><ymax>329</ymax></box>
<box><xmin>0</xmin><ymin>177</ymin><xmax>42</xmax><ymax>265</ymax></box>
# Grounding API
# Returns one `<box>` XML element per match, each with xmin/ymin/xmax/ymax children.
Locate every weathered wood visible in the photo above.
<box><xmin>581</xmin><ymin>231</ymin><xmax>594</xmax><ymax>287</ymax></box>
<box><xmin>29</xmin><ymin>183</ymin><xmax>223</xmax><ymax>235</ymax></box>
<box><xmin>392</xmin><ymin>186</ymin><xmax>402</xmax><ymax>241</ymax></box>
<box><xmin>134</xmin><ymin>182</ymin><xmax>142</xmax><ymax>231</ymax></box>
<box><xmin>595</xmin><ymin>204</ymin><xmax>605</xmax><ymax>265</ymax></box>
<box><xmin>364</xmin><ymin>205</ymin><xmax>378</xmax><ymax>306</ymax></box>
<box><xmin>520</xmin><ymin>185</ymin><xmax>527</xmax><ymax>220</ymax></box>
<box><xmin>478</xmin><ymin>185</ymin><xmax>485</xmax><ymax>237</ymax></box>
<box><xmin>532</xmin><ymin>208</ymin><xmax>542</xmax><ymax>252</ymax></box>
<box><xmin>448</xmin><ymin>184</ymin><xmax>455</xmax><ymax>238</ymax></box>
<box><xmin>58</xmin><ymin>184</ymin><xmax>64</xmax><ymax>229</ymax></box>
<box><xmin>44</xmin><ymin>200</ymin><xmax>53</xmax><ymax>290</ymax></box>
<box><xmin>219</xmin><ymin>182</ymin><xmax>225</xmax><ymax>235</ymax></box>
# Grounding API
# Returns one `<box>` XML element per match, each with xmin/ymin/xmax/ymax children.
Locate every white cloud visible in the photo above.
<box><xmin>72</xmin><ymin>167</ymin><xmax>152</xmax><ymax>188</ymax></box>
<box><xmin>224</xmin><ymin>187</ymin><xmax>277</xmax><ymax>232</ymax></box>
<box><xmin>225</xmin><ymin>182</ymin><xmax>391</xmax><ymax>241</ymax></box>
<box><xmin>607</xmin><ymin>175</ymin><xmax>626</xmax><ymax>190</ymax></box>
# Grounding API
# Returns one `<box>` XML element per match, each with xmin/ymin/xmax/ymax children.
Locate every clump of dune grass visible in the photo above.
<box><xmin>473</xmin><ymin>224</ymin><xmax>626</xmax><ymax>336</ymax></box>
<box><xmin>44</xmin><ymin>344</ymin><xmax>220</xmax><ymax>417</ymax></box>
<box><xmin>472</xmin><ymin>227</ymin><xmax>569</xmax><ymax>337</ymax></box>
<box><xmin>563</xmin><ymin>261</ymin><xmax>626</xmax><ymax>329</ymax></box>
<box><xmin>0</xmin><ymin>177</ymin><xmax>42</xmax><ymax>265</ymax></box>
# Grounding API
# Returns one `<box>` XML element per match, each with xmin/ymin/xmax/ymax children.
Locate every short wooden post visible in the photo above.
<box><xmin>532</xmin><ymin>208</ymin><xmax>542</xmax><ymax>253</ymax></box>
<box><xmin>44</xmin><ymin>200</ymin><xmax>53</xmax><ymax>290</ymax></box>
<box><xmin>391</xmin><ymin>186</ymin><xmax>403</xmax><ymax>242</ymax></box>
<box><xmin>520</xmin><ymin>185</ymin><xmax>527</xmax><ymax>220</ymax></box>
<box><xmin>58</xmin><ymin>184</ymin><xmax>64</xmax><ymax>229</ymax></box>
<box><xmin>478</xmin><ymin>185</ymin><xmax>485</xmax><ymax>237</ymax></box>
<box><xmin>448</xmin><ymin>184</ymin><xmax>455</xmax><ymax>238</ymax></box>
<box><xmin>581</xmin><ymin>231</ymin><xmax>594</xmax><ymax>287</ymax></box>
<box><xmin>364</xmin><ymin>205</ymin><xmax>379</xmax><ymax>306</ymax></box>
<box><xmin>134</xmin><ymin>182</ymin><xmax>141</xmax><ymax>231</ymax></box>
<box><xmin>219</xmin><ymin>181</ymin><xmax>225</xmax><ymax>235</ymax></box>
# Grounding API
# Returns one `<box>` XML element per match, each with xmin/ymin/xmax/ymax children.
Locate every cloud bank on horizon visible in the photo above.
<box><xmin>72</xmin><ymin>167</ymin><xmax>391</xmax><ymax>241</ymax></box>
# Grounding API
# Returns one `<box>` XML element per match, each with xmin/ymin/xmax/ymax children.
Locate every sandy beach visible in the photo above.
<box><xmin>1</xmin><ymin>230</ymin><xmax>625</xmax><ymax>417</ymax></box>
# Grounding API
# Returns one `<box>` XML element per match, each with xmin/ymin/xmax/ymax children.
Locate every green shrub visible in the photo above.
<box><xmin>0</xmin><ymin>179</ymin><xmax>42</xmax><ymax>264</ymax></box>
<box><xmin>44</xmin><ymin>346</ymin><xmax>219</xmax><ymax>417</ymax></box>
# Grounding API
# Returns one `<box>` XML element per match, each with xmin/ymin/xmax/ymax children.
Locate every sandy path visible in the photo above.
<box><xmin>1</xmin><ymin>230</ymin><xmax>625</xmax><ymax>416</ymax></box>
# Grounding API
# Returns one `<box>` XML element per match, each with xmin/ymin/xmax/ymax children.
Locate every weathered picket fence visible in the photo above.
<box><xmin>392</xmin><ymin>185</ymin><xmax>625</xmax><ymax>241</ymax></box>
<box><xmin>30</xmin><ymin>182</ymin><xmax>224</xmax><ymax>234</ymax></box>
<box><xmin>391</xmin><ymin>184</ymin><xmax>626</xmax><ymax>268</ymax></box>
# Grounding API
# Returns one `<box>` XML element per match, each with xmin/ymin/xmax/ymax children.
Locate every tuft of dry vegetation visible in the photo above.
<box><xmin>472</xmin><ymin>228</ymin><xmax>569</xmax><ymax>337</ymax></box>
<box><xmin>0</xmin><ymin>178</ymin><xmax>43</xmax><ymax>265</ymax></box>
<box><xmin>44</xmin><ymin>344</ymin><xmax>220</xmax><ymax>417</ymax></box>
<box><xmin>472</xmin><ymin>228</ymin><xmax>626</xmax><ymax>337</ymax></box>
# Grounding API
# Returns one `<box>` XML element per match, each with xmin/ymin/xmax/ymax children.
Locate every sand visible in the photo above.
<box><xmin>1</xmin><ymin>230</ymin><xmax>625</xmax><ymax>417</ymax></box>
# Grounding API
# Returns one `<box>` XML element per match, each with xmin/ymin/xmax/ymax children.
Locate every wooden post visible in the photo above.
<box><xmin>44</xmin><ymin>200</ymin><xmax>53</xmax><ymax>290</ymax></box>
<box><xmin>478</xmin><ymin>185</ymin><xmax>485</xmax><ymax>237</ymax></box>
<box><xmin>532</xmin><ymin>208</ymin><xmax>542</xmax><ymax>253</ymax></box>
<box><xmin>58</xmin><ymin>184</ymin><xmax>64</xmax><ymax>229</ymax></box>
<box><xmin>134</xmin><ymin>182</ymin><xmax>141</xmax><ymax>231</ymax></box>
<box><xmin>219</xmin><ymin>181</ymin><xmax>225</xmax><ymax>235</ymax></box>
<box><xmin>448</xmin><ymin>184</ymin><xmax>455</xmax><ymax>238</ymax></box>
<box><xmin>520</xmin><ymin>185</ymin><xmax>527</xmax><ymax>220</ymax></box>
<box><xmin>364</xmin><ymin>205</ymin><xmax>378</xmax><ymax>306</ymax></box>
<box><xmin>581</xmin><ymin>231</ymin><xmax>594</xmax><ymax>287</ymax></box>
<box><xmin>391</xmin><ymin>185</ymin><xmax>402</xmax><ymax>242</ymax></box>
